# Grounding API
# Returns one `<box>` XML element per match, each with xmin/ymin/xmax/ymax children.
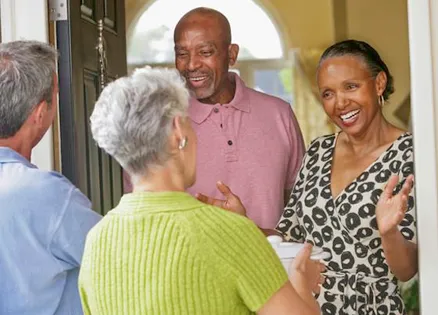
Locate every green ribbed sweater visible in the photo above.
<box><xmin>79</xmin><ymin>191</ymin><xmax>288</xmax><ymax>315</ymax></box>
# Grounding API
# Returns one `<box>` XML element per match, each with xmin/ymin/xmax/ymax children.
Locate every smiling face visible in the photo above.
<box><xmin>317</xmin><ymin>55</ymin><xmax>386</xmax><ymax>137</ymax></box>
<box><xmin>174</xmin><ymin>12</ymin><xmax>238</xmax><ymax>104</ymax></box>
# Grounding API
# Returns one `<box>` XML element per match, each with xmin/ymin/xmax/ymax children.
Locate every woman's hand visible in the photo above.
<box><xmin>195</xmin><ymin>181</ymin><xmax>247</xmax><ymax>217</ymax></box>
<box><xmin>289</xmin><ymin>243</ymin><xmax>326</xmax><ymax>295</ymax></box>
<box><xmin>376</xmin><ymin>174</ymin><xmax>414</xmax><ymax>236</ymax></box>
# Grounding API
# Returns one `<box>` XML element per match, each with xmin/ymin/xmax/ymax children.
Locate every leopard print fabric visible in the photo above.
<box><xmin>277</xmin><ymin>133</ymin><xmax>416</xmax><ymax>315</ymax></box>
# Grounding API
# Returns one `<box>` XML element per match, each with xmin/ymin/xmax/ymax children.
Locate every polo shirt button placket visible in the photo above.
<box><xmin>225</xmin><ymin>139</ymin><xmax>237</xmax><ymax>162</ymax></box>
<box><xmin>222</xmin><ymin>106</ymin><xmax>237</xmax><ymax>161</ymax></box>
<box><xmin>213</xmin><ymin>107</ymin><xmax>223</xmax><ymax>128</ymax></box>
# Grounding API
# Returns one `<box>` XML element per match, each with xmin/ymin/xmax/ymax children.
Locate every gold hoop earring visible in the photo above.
<box><xmin>178</xmin><ymin>137</ymin><xmax>187</xmax><ymax>150</ymax></box>
<box><xmin>379</xmin><ymin>95</ymin><xmax>385</xmax><ymax>107</ymax></box>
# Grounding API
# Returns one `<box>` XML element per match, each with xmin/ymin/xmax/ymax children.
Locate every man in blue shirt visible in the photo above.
<box><xmin>0</xmin><ymin>41</ymin><xmax>101</xmax><ymax>314</ymax></box>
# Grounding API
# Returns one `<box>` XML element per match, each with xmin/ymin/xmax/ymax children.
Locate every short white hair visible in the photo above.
<box><xmin>90</xmin><ymin>67</ymin><xmax>190</xmax><ymax>175</ymax></box>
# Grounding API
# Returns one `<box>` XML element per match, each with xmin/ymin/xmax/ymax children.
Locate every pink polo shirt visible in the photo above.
<box><xmin>187</xmin><ymin>73</ymin><xmax>305</xmax><ymax>229</ymax></box>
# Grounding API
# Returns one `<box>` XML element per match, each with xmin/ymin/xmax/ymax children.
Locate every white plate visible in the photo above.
<box><xmin>267</xmin><ymin>235</ymin><xmax>331</xmax><ymax>261</ymax></box>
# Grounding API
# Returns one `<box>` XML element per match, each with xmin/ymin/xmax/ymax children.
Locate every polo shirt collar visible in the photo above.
<box><xmin>0</xmin><ymin>147</ymin><xmax>36</xmax><ymax>168</ymax></box>
<box><xmin>189</xmin><ymin>72</ymin><xmax>250</xmax><ymax>124</ymax></box>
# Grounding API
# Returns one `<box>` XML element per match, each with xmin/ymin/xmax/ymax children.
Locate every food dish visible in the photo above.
<box><xmin>267</xmin><ymin>235</ymin><xmax>331</xmax><ymax>274</ymax></box>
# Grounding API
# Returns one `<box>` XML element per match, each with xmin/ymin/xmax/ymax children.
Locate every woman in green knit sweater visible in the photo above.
<box><xmin>79</xmin><ymin>67</ymin><xmax>324</xmax><ymax>315</ymax></box>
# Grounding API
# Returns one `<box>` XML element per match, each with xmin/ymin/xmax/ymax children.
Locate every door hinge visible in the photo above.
<box><xmin>49</xmin><ymin>0</ymin><xmax>68</xmax><ymax>21</ymax></box>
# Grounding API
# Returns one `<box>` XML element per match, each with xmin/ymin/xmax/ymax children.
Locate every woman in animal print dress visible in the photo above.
<box><xmin>197</xmin><ymin>40</ymin><xmax>417</xmax><ymax>315</ymax></box>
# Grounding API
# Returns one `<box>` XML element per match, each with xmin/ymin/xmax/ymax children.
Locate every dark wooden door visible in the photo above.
<box><xmin>57</xmin><ymin>0</ymin><xmax>127</xmax><ymax>215</ymax></box>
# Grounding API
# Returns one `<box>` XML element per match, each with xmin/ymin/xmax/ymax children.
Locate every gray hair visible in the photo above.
<box><xmin>0</xmin><ymin>40</ymin><xmax>58</xmax><ymax>138</ymax></box>
<box><xmin>90</xmin><ymin>67</ymin><xmax>190</xmax><ymax>175</ymax></box>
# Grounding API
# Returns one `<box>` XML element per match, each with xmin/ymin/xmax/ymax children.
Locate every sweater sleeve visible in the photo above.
<box><xmin>206</xmin><ymin>211</ymin><xmax>289</xmax><ymax>312</ymax></box>
<box><xmin>235</xmin><ymin>221</ymin><xmax>288</xmax><ymax>311</ymax></box>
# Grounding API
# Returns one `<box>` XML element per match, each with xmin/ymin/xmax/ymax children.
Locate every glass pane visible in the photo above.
<box><xmin>128</xmin><ymin>0</ymin><xmax>283</xmax><ymax>65</ymax></box>
<box><xmin>254</xmin><ymin>68</ymin><xmax>294</xmax><ymax>105</ymax></box>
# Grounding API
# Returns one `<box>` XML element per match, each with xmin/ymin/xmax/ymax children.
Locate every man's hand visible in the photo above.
<box><xmin>195</xmin><ymin>181</ymin><xmax>247</xmax><ymax>217</ymax></box>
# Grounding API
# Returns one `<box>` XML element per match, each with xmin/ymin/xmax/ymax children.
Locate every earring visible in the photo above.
<box><xmin>178</xmin><ymin>137</ymin><xmax>187</xmax><ymax>150</ymax></box>
<box><xmin>379</xmin><ymin>95</ymin><xmax>385</xmax><ymax>107</ymax></box>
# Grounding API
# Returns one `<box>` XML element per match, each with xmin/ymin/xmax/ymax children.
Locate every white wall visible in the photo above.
<box><xmin>0</xmin><ymin>0</ymin><xmax>53</xmax><ymax>171</ymax></box>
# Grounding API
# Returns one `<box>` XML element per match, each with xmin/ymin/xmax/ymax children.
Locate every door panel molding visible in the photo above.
<box><xmin>81</xmin><ymin>0</ymin><xmax>97</xmax><ymax>20</ymax></box>
<box><xmin>103</xmin><ymin>0</ymin><xmax>116</xmax><ymax>32</ymax></box>
<box><xmin>57</xmin><ymin>0</ymin><xmax>126</xmax><ymax>214</ymax></box>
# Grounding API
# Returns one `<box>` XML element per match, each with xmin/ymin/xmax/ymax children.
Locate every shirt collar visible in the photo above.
<box><xmin>0</xmin><ymin>147</ymin><xmax>36</xmax><ymax>168</ymax></box>
<box><xmin>188</xmin><ymin>72</ymin><xmax>250</xmax><ymax>124</ymax></box>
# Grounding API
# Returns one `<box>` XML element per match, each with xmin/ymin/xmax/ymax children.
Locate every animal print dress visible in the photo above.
<box><xmin>276</xmin><ymin>133</ymin><xmax>416</xmax><ymax>315</ymax></box>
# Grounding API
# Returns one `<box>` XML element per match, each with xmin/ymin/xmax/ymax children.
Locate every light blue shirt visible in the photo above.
<box><xmin>0</xmin><ymin>147</ymin><xmax>102</xmax><ymax>315</ymax></box>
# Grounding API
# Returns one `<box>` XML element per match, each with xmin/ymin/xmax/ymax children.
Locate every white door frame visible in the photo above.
<box><xmin>407</xmin><ymin>1</ymin><xmax>438</xmax><ymax>314</ymax></box>
<box><xmin>0</xmin><ymin>0</ymin><xmax>53</xmax><ymax>171</ymax></box>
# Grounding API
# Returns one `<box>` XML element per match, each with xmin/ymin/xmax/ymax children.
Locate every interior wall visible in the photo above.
<box><xmin>262</xmin><ymin>0</ymin><xmax>334</xmax><ymax>49</ymax></box>
<box><xmin>346</xmin><ymin>0</ymin><xmax>410</xmax><ymax>129</ymax></box>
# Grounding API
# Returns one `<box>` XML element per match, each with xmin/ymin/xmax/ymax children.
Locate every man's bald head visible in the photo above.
<box><xmin>173</xmin><ymin>7</ymin><xmax>239</xmax><ymax>104</ymax></box>
<box><xmin>174</xmin><ymin>7</ymin><xmax>232</xmax><ymax>46</ymax></box>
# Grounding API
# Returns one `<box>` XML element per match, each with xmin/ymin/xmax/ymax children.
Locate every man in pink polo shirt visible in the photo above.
<box><xmin>173</xmin><ymin>7</ymin><xmax>305</xmax><ymax>229</ymax></box>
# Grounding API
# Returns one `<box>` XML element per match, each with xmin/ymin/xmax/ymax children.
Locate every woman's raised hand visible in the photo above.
<box><xmin>376</xmin><ymin>174</ymin><xmax>414</xmax><ymax>236</ymax></box>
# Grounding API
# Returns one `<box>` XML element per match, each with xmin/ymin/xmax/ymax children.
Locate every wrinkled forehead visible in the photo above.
<box><xmin>320</xmin><ymin>54</ymin><xmax>370</xmax><ymax>71</ymax></box>
<box><xmin>316</xmin><ymin>57</ymin><xmax>376</xmax><ymax>91</ymax></box>
<box><xmin>318</xmin><ymin>55</ymin><xmax>371</xmax><ymax>78</ymax></box>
